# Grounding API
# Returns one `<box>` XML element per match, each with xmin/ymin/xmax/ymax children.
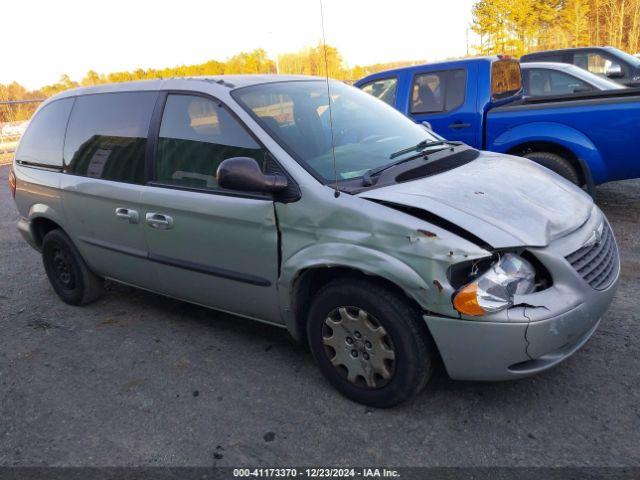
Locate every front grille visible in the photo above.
<box><xmin>566</xmin><ymin>223</ymin><xmax>619</xmax><ymax>290</ymax></box>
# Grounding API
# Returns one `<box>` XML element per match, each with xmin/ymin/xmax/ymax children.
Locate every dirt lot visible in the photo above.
<box><xmin>1</xmin><ymin>163</ymin><xmax>639</xmax><ymax>467</ymax></box>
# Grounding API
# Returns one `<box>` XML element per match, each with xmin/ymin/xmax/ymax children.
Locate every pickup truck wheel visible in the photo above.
<box><xmin>42</xmin><ymin>229</ymin><xmax>103</xmax><ymax>305</ymax></box>
<box><xmin>523</xmin><ymin>151</ymin><xmax>580</xmax><ymax>185</ymax></box>
<box><xmin>307</xmin><ymin>278</ymin><xmax>434</xmax><ymax>408</ymax></box>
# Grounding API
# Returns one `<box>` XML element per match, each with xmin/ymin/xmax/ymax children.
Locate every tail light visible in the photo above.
<box><xmin>8</xmin><ymin>167</ymin><xmax>16</xmax><ymax>198</ymax></box>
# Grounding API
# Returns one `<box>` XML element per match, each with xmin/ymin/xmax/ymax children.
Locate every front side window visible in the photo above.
<box><xmin>524</xmin><ymin>69</ymin><xmax>593</xmax><ymax>96</ymax></box>
<box><xmin>15</xmin><ymin>98</ymin><xmax>74</xmax><ymax>167</ymax></box>
<box><xmin>156</xmin><ymin>94</ymin><xmax>264</xmax><ymax>190</ymax></box>
<box><xmin>64</xmin><ymin>92</ymin><xmax>156</xmax><ymax>184</ymax></box>
<box><xmin>574</xmin><ymin>52</ymin><xmax>619</xmax><ymax>76</ymax></box>
<box><xmin>411</xmin><ymin>69</ymin><xmax>466</xmax><ymax>114</ymax></box>
<box><xmin>233</xmin><ymin>81</ymin><xmax>439</xmax><ymax>181</ymax></box>
<box><xmin>360</xmin><ymin>78</ymin><xmax>398</xmax><ymax>107</ymax></box>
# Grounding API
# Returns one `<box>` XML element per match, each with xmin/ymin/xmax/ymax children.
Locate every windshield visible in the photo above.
<box><xmin>607</xmin><ymin>47</ymin><xmax>640</xmax><ymax>68</ymax></box>
<box><xmin>233</xmin><ymin>80</ymin><xmax>440</xmax><ymax>181</ymax></box>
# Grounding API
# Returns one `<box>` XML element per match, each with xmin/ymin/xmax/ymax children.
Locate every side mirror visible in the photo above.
<box><xmin>421</xmin><ymin>121</ymin><xmax>433</xmax><ymax>130</ymax></box>
<box><xmin>605</xmin><ymin>63</ymin><xmax>624</xmax><ymax>78</ymax></box>
<box><xmin>217</xmin><ymin>157</ymin><xmax>288</xmax><ymax>193</ymax></box>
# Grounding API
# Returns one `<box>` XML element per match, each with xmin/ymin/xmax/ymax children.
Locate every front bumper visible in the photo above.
<box><xmin>424</xmin><ymin>208</ymin><xmax>620</xmax><ymax>381</ymax></box>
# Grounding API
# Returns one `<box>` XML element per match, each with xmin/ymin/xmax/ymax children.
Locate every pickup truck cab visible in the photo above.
<box><xmin>355</xmin><ymin>57</ymin><xmax>640</xmax><ymax>189</ymax></box>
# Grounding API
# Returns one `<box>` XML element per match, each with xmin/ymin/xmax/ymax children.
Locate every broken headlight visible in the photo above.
<box><xmin>453</xmin><ymin>253</ymin><xmax>536</xmax><ymax>316</ymax></box>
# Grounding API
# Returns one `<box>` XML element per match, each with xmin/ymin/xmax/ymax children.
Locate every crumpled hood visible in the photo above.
<box><xmin>358</xmin><ymin>151</ymin><xmax>594</xmax><ymax>248</ymax></box>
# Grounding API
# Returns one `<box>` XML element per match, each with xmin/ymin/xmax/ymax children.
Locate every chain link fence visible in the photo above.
<box><xmin>0</xmin><ymin>99</ymin><xmax>44</xmax><ymax>164</ymax></box>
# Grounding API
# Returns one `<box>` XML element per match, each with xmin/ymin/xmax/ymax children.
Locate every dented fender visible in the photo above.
<box><xmin>279</xmin><ymin>241</ymin><xmax>432</xmax><ymax>304</ymax></box>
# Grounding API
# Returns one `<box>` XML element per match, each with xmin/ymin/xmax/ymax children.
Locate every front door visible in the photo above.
<box><xmin>140</xmin><ymin>93</ymin><xmax>281</xmax><ymax>323</ymax></box>
<box><xmin>408</xmin><ymin>68</ymin><xmax>479</xmax><ymax>148</ymax></box>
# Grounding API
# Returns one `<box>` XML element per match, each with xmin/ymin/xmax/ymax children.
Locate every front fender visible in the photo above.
<box><xmin>278</xmin><ymin>242</ymin><xmax>432</xmax><ymax>339</ymax></box>
<box><xmin>488</xmin><ymin>122</ymin><xmax>607</xmax><ymax>184</ymax></box>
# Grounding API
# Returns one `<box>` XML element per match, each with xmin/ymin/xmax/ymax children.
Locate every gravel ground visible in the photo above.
<box><xmin>1</xmin><ymin>163</ymin><xmax>639</xmax><ymax>467</ymax></box>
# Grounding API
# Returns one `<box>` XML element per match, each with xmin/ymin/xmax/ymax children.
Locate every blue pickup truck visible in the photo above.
<box><xmin>354</xmin><ymin>57</ymin><xmax>640</xmax><ymax>191</ymax></box>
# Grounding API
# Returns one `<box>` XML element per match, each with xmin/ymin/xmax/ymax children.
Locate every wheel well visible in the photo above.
<box><xmin>290</xmin><ymin>266</ymin><xmax>427</xmax><ymax>347</ymax></box>
<box><xmin>507</xmin><ymin>141</ymin><xmax>586</xmax><ymax>186</ymax></box>
<box><xmin>31</xmin><ymin>217</ymin><xmax>62</xmax><ymax>248</ymax></box>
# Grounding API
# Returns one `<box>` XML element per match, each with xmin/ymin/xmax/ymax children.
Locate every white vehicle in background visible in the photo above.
<box><xmin>520</xmin><ymin>62</ymin><xmax>627</xmax><ymax>97</ymax></box>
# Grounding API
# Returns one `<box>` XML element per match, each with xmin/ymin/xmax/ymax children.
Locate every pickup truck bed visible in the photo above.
<box><xmin>488</xmin><ymin>89</ymin><xmax>640</xmax><ymax>185</ymax></box>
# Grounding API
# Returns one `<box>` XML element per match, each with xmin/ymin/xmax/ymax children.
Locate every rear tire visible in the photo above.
<box><xmin>523</xmin><ymin>151</ymin><xmax>580</xmax><ymax>185</ymax></box>
<box><xmin>307</xmin><ymin>278</ymin><xmax>435</xmax><ymax>408</ymax></box>
<box><xmin>42</xmin><ymin>229</ymin><xmax>103</xmax><ymax>305</ymax></box>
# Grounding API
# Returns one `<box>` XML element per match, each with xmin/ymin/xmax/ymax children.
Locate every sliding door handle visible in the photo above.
<box><xmin>146</xmin><ymin>212</ymin><xmax>174</xmax><ymax>230</ymax></box>
<box><xmin>115</xmin><ymin>207</ymin><xmax>139</xmax><ymax>224</ymax></box>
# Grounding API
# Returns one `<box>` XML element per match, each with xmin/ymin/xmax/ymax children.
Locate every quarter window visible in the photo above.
<box><xmin>64</xmin><ymin>92</ymin><xmax>156</xmax><ymax>184</ymax></box>
<box><xmin>411</xmin><ymin>69</ymin><xmax>466</xmax><ymax>114</ymax></box>
<box><xmin>360</xmin><ymin>78</ymin><xmax>398</xmax><ymax>107</ymax></box>
<box><xmin>155</xmin><ymin>94</ymin><xmax>264</xmax><ymax>190</ymax></box>
<box><xmin>15</xmin><ymin>98</ymin><xmax>74</xmax><ymax>167</ymax></box>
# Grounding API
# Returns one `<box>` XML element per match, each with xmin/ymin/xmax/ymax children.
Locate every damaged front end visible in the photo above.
<box><xmin>422</xmin><ymin>205</ymin><xmax>620</xmax><ymax>381</ymax></box>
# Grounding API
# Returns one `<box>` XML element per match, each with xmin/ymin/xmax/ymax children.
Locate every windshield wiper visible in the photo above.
<box><xmin>389</xmin><ymin>140</ymin><xmax>451</xmax><ymax>159</ymax></box>
<box><xmin>362</xmin><ymin>155</ymin><xmax>428</xmax><ymax>186</ymax></box>
<box><xmin>362</xmin><ymin>140</ymin><xmax>460</xmax><ymax>186</ymax></box>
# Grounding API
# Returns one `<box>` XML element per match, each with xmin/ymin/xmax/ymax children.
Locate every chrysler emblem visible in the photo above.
<box><xmin>583</xmin><ymin>223</ymin><xmax>604</xmax><ymax>248</ymax></box>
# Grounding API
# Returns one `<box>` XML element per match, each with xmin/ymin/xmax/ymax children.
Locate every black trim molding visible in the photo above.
<box><xmin>79</xmin><ymin>236</ymin><xmax>271</xmax><ymax>287</ymax></box>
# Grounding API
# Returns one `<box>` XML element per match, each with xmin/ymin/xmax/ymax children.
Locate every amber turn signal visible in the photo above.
<box><xmin>453</xmin><ymin>283</ymin><xmax>486</xmax><ymax>316</ymax></box>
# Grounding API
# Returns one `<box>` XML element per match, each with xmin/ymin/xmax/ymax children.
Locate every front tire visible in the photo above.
<box><xmin>42</xmin><ymin>229</ymin><xmax>103</xmax><ymax>305</ymax></box>
<box><xmin>307</xmin><ymin>278</ymin><xmax>435</xmax><ymax>408</ymax></box>
<box><xmin>523</xmin><ymin>151</ymin><xmax>580</xmax><ymax>185</ymax></box>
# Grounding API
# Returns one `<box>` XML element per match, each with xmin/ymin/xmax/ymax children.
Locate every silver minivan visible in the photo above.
<box><xmin>9</xmin><ymin>76</ymin><xmax>619</xmax><ymax>407</ymax></box>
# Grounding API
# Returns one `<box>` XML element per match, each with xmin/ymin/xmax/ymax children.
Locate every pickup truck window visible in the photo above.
<box><xmin>234</xmin><ymin>80</ymin><xmax>438</xmax><ymax>182</ymax></box>
<box><xmin>410</xmin><ymin>69</ymin><xmax>466</xmax><ymax>114</ymax></box>
<box><xmin>491</xmin><ymin>60</ymin><xmax>522</xmax><ymax>99</ymax></box>
<box><xmin>574</xmin><ymin>52</ymin><xmax>619</xmax><ymax>76</ymax></box>
<box><xmin>360</xmin><ymin>77</ymin><xmax>398</xmax><ymax>107</ymax></box>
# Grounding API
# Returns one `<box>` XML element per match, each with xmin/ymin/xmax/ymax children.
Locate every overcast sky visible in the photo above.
<box><xmin>3</xmin><ymin>0</ymin><xmax>477</xmax><ymax>90</ymax></box>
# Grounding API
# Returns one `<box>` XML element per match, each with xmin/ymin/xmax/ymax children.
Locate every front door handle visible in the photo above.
<box><xmin>146</xmin><ymin>212</ymin><xmax>174</xmax><ymax>230</ymax></box>
<box><xmin>115</xmin><ymin>207</ymin><xmax>139</xmax><ymax>224</ymax></box>
<box><xmin>449</xmin><ymin>122</ymin><xmax>471</xmax><ymax>130</ymax></box>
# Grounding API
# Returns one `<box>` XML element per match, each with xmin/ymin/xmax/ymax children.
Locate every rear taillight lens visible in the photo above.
<box><xmin>8</xmin><ymin>167</ymin><xmax>16</xmax><ymax>198</ymax></box>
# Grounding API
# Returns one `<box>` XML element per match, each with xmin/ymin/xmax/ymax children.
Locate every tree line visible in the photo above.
<box><xmin>473</xmin><ymin>0</ymin><xmax>640</xmax><ymax>56</ymax></box>
<box><xmin>1</xmin><ymin>44</ymin><xmax>419</xmax><ymax>123</ymax></box>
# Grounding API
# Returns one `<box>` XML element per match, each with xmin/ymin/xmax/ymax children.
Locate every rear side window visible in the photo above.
<box><xmin>411</xmin><ymin>69</ymin><xmax>466</xmax><ymax>114</ymax></box>
<box><xmin>360</xmin><ymin>77</ymin><xmax>398</xmax><ymax>107</ymax></box>
<box><xmin>155</xmin><ymin>94</ymin><xmax>264</xmax><ymax>190</ymax></box>
<box><xmin>524</xmin><ymin>69</ymin><xmax>593</xmax><ymax>96</ymax></box>
<box><xmin>491</xmin><ymin>60</ymin><xmax>522</xmax><ymax>100</ymax></box>
<box><xmin>15</xmin><ymin>98</ymin><xmax>74</xmax><ymax>167</ymax></box>
<box><xmin>64</xmin><ymin>92</ymin><xmax>156</xmax><ymax>184</ymax></box>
